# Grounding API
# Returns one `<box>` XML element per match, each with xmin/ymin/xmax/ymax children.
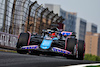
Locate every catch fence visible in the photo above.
<box><xmin>0</xmin><ymin>0</ymin><xmax>64</xmax><ymax>49</ymax></box>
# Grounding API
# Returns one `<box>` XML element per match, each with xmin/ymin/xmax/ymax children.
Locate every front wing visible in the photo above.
<box><xmin>18</xmin><ymin>45</ymin><xmax>72</xmax><ymax>55</ymax></box>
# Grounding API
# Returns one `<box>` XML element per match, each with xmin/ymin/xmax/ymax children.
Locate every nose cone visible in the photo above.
<box><xmin>40</xmin><ymin>39</ymin><xmax>52</xmax><ymax>49</ymax></box>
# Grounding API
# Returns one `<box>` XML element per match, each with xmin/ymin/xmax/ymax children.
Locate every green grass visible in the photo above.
<box><xmin>84</xmin><ymin>54</ymin><xmax>100</xmax><ymax>61</ymax></box>
<box><xmin>86</xmin><ymin>65</ymin><xmax>100</xmax><ymax>67</ymax></box>
<box><xmin>0</xmin><ymin>49</ymin><xmax>17</xmax><ymax>53</ymax></box>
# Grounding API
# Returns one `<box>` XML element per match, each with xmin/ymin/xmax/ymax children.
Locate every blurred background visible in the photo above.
<box><xmin>0</xmin><ymin>0</ymin><xmax>100</xmax><ymax>61</ymax></box>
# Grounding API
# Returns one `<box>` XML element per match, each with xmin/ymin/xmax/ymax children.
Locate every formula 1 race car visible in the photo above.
<box><xmin>16</xmin><ymin>28</ymin><xmax>85</xmax><ymax>60</ymax></box>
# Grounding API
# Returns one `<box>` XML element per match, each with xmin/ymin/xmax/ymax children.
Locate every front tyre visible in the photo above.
<box><xmin>66</xmin><ymin>38</ymin><xmax>77</xmax><ymax>54</ymax></box>
<box><xmin>65</xmin><ymin>38</ymin><xmax>77</xmax><ymax>59</ymax></box>
<box><xmin>16</xmin><ymin>33</ymin><xmax>30</xmax><ymax>54</ymax></box>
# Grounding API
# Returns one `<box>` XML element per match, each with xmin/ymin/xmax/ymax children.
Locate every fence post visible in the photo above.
<box><xmin>46</xmin><ymin>11</ymin><xmax>53</xmax><ymax>29</ymax></box>
<box><xmin>2</xmin><ymin>0</ymin><xmax>8</xmax><ymax>32</ymax></box>
<box><xmin>50</xmin><ymin>14</ymin><xmax>58</xmax><ymax>27</ymax></box>
<box><xmin>33</xmin><ymin>5</ymin><xmax>42</xmax><ymax>33</ymax></box>
<box><xmin>39</xmin><ymin>8</ymin><xmax>48</xmax><ymax>34</ymax></box>
<box><xmin>26</xmin><ymin>1</ymin><xmax>37</xmax><ymax>32</ymax></box>
<box><xmin>9</xmin><ymin>0</ymin><xmax>16</xmax><ymax>34</ymax></box>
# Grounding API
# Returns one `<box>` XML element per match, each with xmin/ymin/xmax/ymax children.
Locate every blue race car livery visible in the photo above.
<box><xmin>16</xmin><ymin>28</ymin><xmax>85</xmax><ymax>60</ymax></box>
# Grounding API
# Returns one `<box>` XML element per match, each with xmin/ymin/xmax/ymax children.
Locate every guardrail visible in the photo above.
<box><xmin>0</xmin><ymin>31</ymin><xmax>18</xmax><ymax>50</ymax></box>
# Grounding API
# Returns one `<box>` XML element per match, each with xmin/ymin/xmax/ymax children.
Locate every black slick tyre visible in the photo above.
<box><xmin>66</xmin><ymin>38</ymin><xmax>77</xmax><ymax>54</ymax></box>
<box><xmin>16</xmin><ymin>33</ymin><xmax>29</xmax><ymax>54</ymax></box>
<box><xmin>78</xmin><ymin>40</ymin><xmax>85</xmax><ymax>60</ymax></box>
<box><xmin>65</xmin><ymin>38</ymin><xmax>77</xmax><ymax>59</ymax></box>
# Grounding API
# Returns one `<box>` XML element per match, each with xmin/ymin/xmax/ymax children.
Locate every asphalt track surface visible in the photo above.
<box><xmin>0</xmin><ymin>51</ymin><xmax>100</xmax><ymax>67</ymax></box>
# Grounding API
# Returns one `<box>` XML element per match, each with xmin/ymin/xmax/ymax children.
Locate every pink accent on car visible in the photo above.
<box><xmin>27</xmin><ymin>31</ymin><xmax>31</xmax><ymax>46</ymax></box>
<box><xmin>76</xmin><ymin>40</ymin><xmax>78</xmax><ymax>56</ymax></box>
<box><xmin>61</xmin><ymin>31</ymin><xmax>72</xmax><ymax>35</ymax></box>
<box><xmin>52</xmin><ymin>47</ymin><xmax>71</xmax><ymax>54</ymax></box>
<box><xmin>83</xmin><ymin>42</ymin><xmax>85</xmax><ymax>58</ymax></box>
<box><xmin>65</xmin><ymin>36</ymin><xmax>71</xmax><ymax>50</ymax></box>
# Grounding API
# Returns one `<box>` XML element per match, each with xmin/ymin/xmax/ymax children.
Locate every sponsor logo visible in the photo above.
<box><xmin>52</xmin><ymin>47</ymin><xmax>71</xmax><ymax>54</ymax></box>
<box><xmin>61</xmin><ymin>31</ymin><xmax>72</xmax><ymax>36</ymax></box>
<box><xmin>21</xmin><ymin>45</ymin><xmax>38</xmax><ymax>50</ymax></box>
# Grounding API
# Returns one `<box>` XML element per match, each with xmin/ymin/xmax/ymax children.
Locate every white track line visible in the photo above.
<box><xmin>61</xmin><ymin>63</ymin><xmax>100</xmax><ymax>67</ymax></box>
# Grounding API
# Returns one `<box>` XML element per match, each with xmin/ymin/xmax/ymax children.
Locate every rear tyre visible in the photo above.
<box><xmin>16</xmin><ymin>33</ymin><xmax>29</xmax><ymax>54</ymax></box>
<box><xmin>66</xmin><ymin>38</ymin><xmax>77</xmax><ymax>59</ymax></box>
<box><xmin>77</xmin><ymin>40</ymin><xmax>85</xmax><ymax>60</ymax></box>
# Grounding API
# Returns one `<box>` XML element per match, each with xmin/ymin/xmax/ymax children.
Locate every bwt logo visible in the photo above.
<box><xmin>22</xmin><ymin>46</ymin><xmax>38</xmax><ymax>49</ymax></box>
<box><xmin>62</xmin><ymin>33</ymin><xmax>71</xmax><ymax>35</ymax></box>
<box><xmin>52</xmin><ymin>47</ymin><xmax>71</xmax><ymax>54</ymax></box>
